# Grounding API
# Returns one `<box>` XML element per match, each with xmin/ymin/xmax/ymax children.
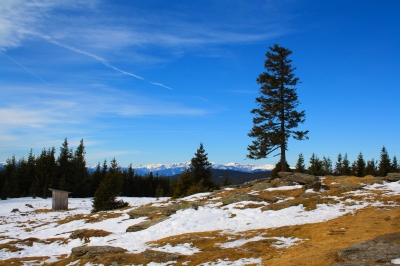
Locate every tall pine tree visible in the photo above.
<box><xmin>57</xmin><ymin>138</ymin><xmax>73</xmax><ymax>191</ymax></box>
<box><xmin>247</xmin><ymin>44</ymin><xmax>308</xmax><ymax>172</ymax></box>
<box><xmin>71</xmin><ymin>139</ymin><xmax>89</xmax><ymax>197</ymax></box>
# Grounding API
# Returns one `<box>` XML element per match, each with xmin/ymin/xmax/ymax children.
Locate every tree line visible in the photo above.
<box><xmin>0</xmin><ymin>138</ymin><xmax>172</xmax><ymax>200</ymax></box>
<box><xmin>0</xmin><ymin>139</ymin><xmax>221</xmax><ymax>207</ymax></box>
<box><xmin>270</xmin><ymin>146</ymin><xmax>398</xmax><ymax>178</ymax></box>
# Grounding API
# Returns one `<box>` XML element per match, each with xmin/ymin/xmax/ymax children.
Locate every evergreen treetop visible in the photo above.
<box><xmin>295</xmin><ymin>153</ymin><xmax>306</xmax><ymax>173</ymax></box>
<box><xmin>378</xmin><ymin>146</ymin><xmax>391</xmax><ymax>176</ymax></box>
<box><xmin>190</xmin><ymin>143</ymin><xmax>213</xmax><ymax>189</ymax></box>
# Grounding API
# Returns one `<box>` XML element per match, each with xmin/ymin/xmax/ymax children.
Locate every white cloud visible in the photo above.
<box><xmin>0</xmin><ymin>0</ymin><xmax>289</xmax><ymax>53</ymax></box>
<box><xmin>0</xmin><ymin>107</ymin><xmax>56</xmax><ymax>128</ymax></box>
<box><xmin>0</xmin><ymin>0</ymin><xmax>53</xmax><ymax>51</ymax></box>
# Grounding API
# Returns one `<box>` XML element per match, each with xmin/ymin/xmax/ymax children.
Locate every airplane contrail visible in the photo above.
<box><xmin>1</xmin><ymin>52</ymin><xmax>51</xmax><ymax>86</ymax></box>
<box><xmin>45</xmin><ymin>38</ymin><xmax>173</xmax><ymax>90</ymax></box>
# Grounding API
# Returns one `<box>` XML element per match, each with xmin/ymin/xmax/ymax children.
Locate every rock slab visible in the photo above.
<box><xmin>331</xmin><ymin>232</ymin><xmax>400</xmax><ymax>265</ymax></box>
<box><xmin>71</xmin><ymin>245</ymin><xmax>126</xmax><ymax>258</ymax></box>
<box><xmin>141</xmin><ymin>249</ymin><xmax>181</xmax><ymax>261</ymax></box>
<box><xmin>276</xmin><ymin>172</ymin><xmax>320</xmax><ymax>190</ymax></box>
<box><xmin>387</xmin><ymin>173</ymin><xmax>400</xmax><ymax>182</ymax></box>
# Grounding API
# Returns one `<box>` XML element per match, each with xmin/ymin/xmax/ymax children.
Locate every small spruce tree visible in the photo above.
<box><xmin>378</xmin><ymin>146</ymin><xmax>391</xmax><ymax>177</ymax></box>
<box><xmin>173</xmin><ymin>170</ymin><xmax>193</xmax><ymax>198</ymax></box>
<box><xmin>92</xmin><ymin>158</ymin><xmax>127</xmax><ymax>212</ymax></box>
<box><xmin>190</xmin><ymin>143</ymin><xmax>214</xmax><ymax>189</ymax></box>
<box><xmin>341</xmin><ymin>153</ymin><xmax>351</xmax><ymax>175</ymax></box>
<box><xmin>355</xmin><ymin>152</ymin><xmax>366</xmax><ymax>177</ymax></box>
<box><xmin>322</xmin><ymin>156</ymin><xmax>332</xmax><ymax>175</ymax></box>
<box><xmin>295</xmin><ymin>153</ymin><xmax>306</xmax><ymax>173</ymax></box>
<box><xmin>309</xmin><ymin>153</ymin><xmax>323</xmax><ymax>176</ymax></box>
<box><xmin>334</xmin><ymin>153</ymin><xmax>343</xmax><ymax>175</ymax></box>
<box><xmin>364</xmin><ymin>159</ymin><xmax>377</xmax><ymax>176</ymax></box>
<box><xmin>391</xmin><ymin>156</ymin><xmax>399</xmax><ymax>173</ymax></box>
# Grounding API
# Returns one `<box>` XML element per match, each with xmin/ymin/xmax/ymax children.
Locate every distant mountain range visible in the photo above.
<box><xmin>87</xmin><ymin>162</ymin><xmax>274</xmax><ymax>176</ymax></box>
<box><xmin>0</xmin><ymin>161</ymin><xmax>272</xmax><ymax>185</ymax></box>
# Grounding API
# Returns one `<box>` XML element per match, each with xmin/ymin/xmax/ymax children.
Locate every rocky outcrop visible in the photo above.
<box><xmin>275</xmin><ymin>172</ymin><xmax>320</xmax><ymax>190</ymax></box>
<box><xmin>387</xmin><ymin>173</ymin><xmax>400</xmax><ymax>182</ymax></box>
<box><xmin>140</xmin><ymin>249</ymin><xmax>181</xmax><ymax>261</ymax></box>
<box><xmin>222</xmin><ymin>192</ymin><xmax>263</xmax><ymax>205</ymax></box>
<box><xmin>127</xmin><ymin>206</ymin><xmax>161</xmax><ymax>219</ymax></box>
<box><xmin>330</xmin><ymin>181</ymin><xmax>363</xmax><ymax>193</ymax></box>
<box><xmin>127</xmin><ymin>202</ymin><xmax>199</xmax><ymax>219</ymax></box>
<box><xmin>71</xmin><ymin>245</ymin><xmax>126</xmax><ymax>258</ymax></box>
<box><xmin>164</xmin><ymin>202</ymin><xmax>199</xmax><ymax>216</ymax></box>
<box><xmin>126</xmin><ymin>217</ymin><xmax>168</xmax><ymax>232</ymax></box>
<box><xmin>331</xmin><ymin>232</ymin><xmax>400</xmax><ymax>265</ymax></box>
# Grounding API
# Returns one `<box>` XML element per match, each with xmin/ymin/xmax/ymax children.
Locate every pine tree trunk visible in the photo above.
<box><xmin>280</xmin><ymin>82</ymin><xmax>286</xmax><ymax>172</ymax></box>
<box><xmin>281</xmin><ymin>145</ymin><xmax>286</xmax><ymax>172</ymax></box>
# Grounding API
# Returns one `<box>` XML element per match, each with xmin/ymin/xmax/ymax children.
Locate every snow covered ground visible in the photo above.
<box><xmin>0</xmin><ymin>180</ymin><xmax>400</xmax><ymax>265</ymax></box>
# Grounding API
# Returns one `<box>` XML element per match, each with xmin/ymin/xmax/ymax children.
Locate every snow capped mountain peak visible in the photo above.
<box><xmin>126</xmin><ymin>162</ymin><xmax>273</xmax><ymax>176</ymax></box>
<box><xmin>2</xmin><ymin>161</ymin><xmax>273</xmax><ymax>176</ymax></box>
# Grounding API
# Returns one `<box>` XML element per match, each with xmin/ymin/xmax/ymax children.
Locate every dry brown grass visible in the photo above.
<box><xmin>70</xmin><ymin>229</ymin><xmax>112</xmax><ymax>243</ymax></box>
<box><xmin>56</xmin><ymin>211</ymin><xmax>123</xmax><ymax>225</ymax></box>
<box><xmin>34</xmin><ymin>209</ymin><xmax>54</xmax><ymax>213</ymax></box>
<box><xmin>258</xmin><ymin>187</ymin><xmax>306</xmax><ymax>202</ymax></box>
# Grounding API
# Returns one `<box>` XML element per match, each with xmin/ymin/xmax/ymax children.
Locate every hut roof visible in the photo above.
<box><xmin>48</xmin><ymin>188</ymin><xmax>73</xmax><ymax>194</ymax></box>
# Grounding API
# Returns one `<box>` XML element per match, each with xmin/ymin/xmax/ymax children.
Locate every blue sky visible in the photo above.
<box><xmin>1</xmin><ymin>0</ymin><xmax>399</xmax><ymax>167</ymax></box>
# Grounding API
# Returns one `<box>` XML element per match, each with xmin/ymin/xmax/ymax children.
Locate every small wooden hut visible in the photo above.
<box><xmin>48</xmin><ymin>189</ymin><xmax>72</xmax><ymax>211</ymax></box>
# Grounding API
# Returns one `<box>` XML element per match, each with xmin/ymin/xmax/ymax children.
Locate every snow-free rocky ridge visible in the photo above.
<box><xmin>1</xmin><ymin>173</ymin><xmax>400</xmax><ymax>265</ymax></box>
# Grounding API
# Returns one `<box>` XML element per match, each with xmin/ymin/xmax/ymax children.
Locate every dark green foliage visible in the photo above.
<box><xmin>223</xmin><ymin>174</ymin><xmax>232</xmax><ymax>186</ymax></box>
<box><xmin>57</xmin><ymin>138</ymin><xmax>73</xmax><ymax>192</ymax></box>
<box><xmin>247</xmin><ymin>44</ymin><xmax>308</xmax><ymax>172</ymax></box>
<box><xmin>341</xmin><ymin>153</ymin><xmax>351</xmax><ymax>176</ymax></box>
<box><xmin>71</xmin><ymin>139</ymin><xmax>90</xmax><ymax>197</ymax></box>
<box><xmin>173</xmin><ymin>143</ymin><xmax>214</xmax><ymax>198</ymax></box>
<box><xmin>119</xmin><ymin>166</ymin><xmax>170</xmax><ymax>198</ymax></box>
<box><xmin>5</xmin><ymin>156</ymin><xmax>19</xmax><ymax>198</ymax></box>
<box><xmin>378</xmin><ymin>146</ymin><xmax>391</xmax><ymax>177</ymax></box>
<box><xmin>322</xmin><ymin>156</ymin><xmax>332</xmax><ymax>175</ymax></box>
<box><xmin>0</xmin><ymin>139</ymin><xmax>172</xmax><ymax>200</ymax></box>
<box><xmin>92</xmin><ymin>171</ymin><xmax>128</xmax><ymax>212</ymax></box>
<box><xmin>295</xmin><ymin>153</ymin><xmax>306</xmax><ymax>173</ymax></box>
<box><xmin>309</xmin><ymin>154</ymin><xmax>324</xmax><ymax>176</ymax></box>
<box><xmin>334</xmin><ymin>153</ymin><xmax>343</xmax><ymax>175</ymax></box>
<box><xmin>173</xmin><ymin>170</ymin><xmax>194</xmax><ymax>198</ymax></box>
<box><xmin>155</xmin><ymin>184</ymin><xmax>164</xmax><ymax>198</ymax></box>
<box><xmin>0</xmin><ymin>165</ymin><xmax>7</xmax><ymax>200</ymax></box>
<box><xmin>392</xmin><ymin>156</ymin><xmax>399</xmax><ymax>173</ymax></box>
<box><xmin>90</xmin><ymin>163</ymin><xmax>103</xmax><ymax>196</ymax></box>
<box><xmin>270</xmin><ymin>161</ymin><xmax>291</xmax><ymax>179</ymax></box>
<box><xmin>364</xmin><ymin>159</ymin><xmax>377</xmax><ymax>176</ymax></box>
<box><xmin>355</xmin><ymin>152</ymin><xmax>366</xmax><ymax>177</ymax></box>
<box><xmin>121</xmin><ymin>163</ymin><xmax>135</xmax><ymax>196</ymax></box>
<box><xmin>190</xmin><ymin>143</ymin><xmax>214</xmax><ymax>189</ymax></box>
<box><xmin>30</xmin><ymin>147</ymin><xmax>57</xmax><ymax>198</ymax></box>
